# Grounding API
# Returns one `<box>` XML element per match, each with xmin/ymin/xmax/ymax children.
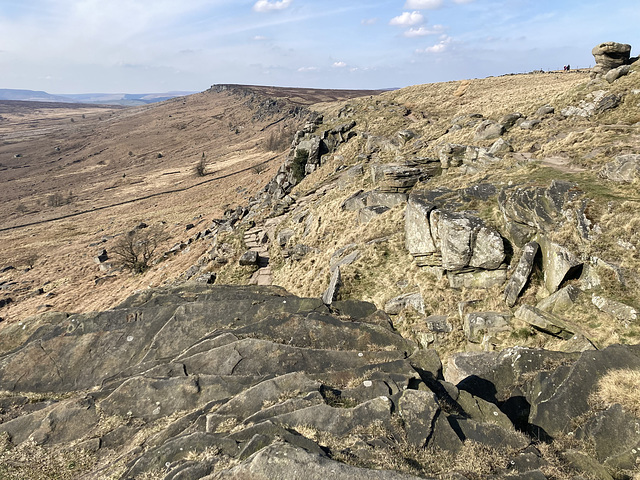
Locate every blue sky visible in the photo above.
<box><xmin>0</xmin><ymin>0</ymin><xmax>637</xmax><ymax>93</ymax></box>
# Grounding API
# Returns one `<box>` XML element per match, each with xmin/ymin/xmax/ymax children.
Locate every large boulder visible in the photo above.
<box><xmin>528</xmin><ymin>344</ymin><xmax>640</xmax><ymax>439</ymax></box>
<box><xmin>591</xmin><ymin>42</ymin><xmax>632</xmax><ymax>79</ymax></box>
<box><xmin>406</xmin><ymin>191</ymin><xmax>505</xmax><ymax>272</ymax></box>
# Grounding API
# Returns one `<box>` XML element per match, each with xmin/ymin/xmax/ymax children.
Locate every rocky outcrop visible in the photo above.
<box><xmin>498</xmin><ymin>180</ymin><xmax>588</xmax><ymax>246</ymax></box>
<box><xmin>405</xmin><ymin>191</ymin><xmax>505</xmax><ymax>284</ymax></box>
<box><xmin>438</xmin><ymin>143</ymin><xmax>500</xmax><ymax>171</ymax></box>
<box><xmin>5</xmin><ymin>284</ymin><xmax>626</xmax><ymax>479</ymax></box>
<box><xmin>561</xmin><ymin>90</ymin><xmax>621</xmax><ymax>117</ymax></box>
<box><xmin>591</xmin><ymin>42</ymin><xmax>632</xmax><ymax>79</ymax></box>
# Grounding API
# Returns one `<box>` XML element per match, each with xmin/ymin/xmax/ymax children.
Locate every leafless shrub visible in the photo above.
<box><xmin>251</xmin><ymin>163</ymin><xmax>268</xmax><ymax>175</ymax></box>
<box><xmin>46</xmin><ymin>191</ymin><xmax>74</xmax><ymax>207</ymax></box>
<box><xmin>111</xmin><ymin>225</ymin><xmax>166</xmax><ymax>274</ymax></box>
<box><xmin>194</xmin><ymin>153</ymin><xmax>207</xmax><ymax>177</ymax></box>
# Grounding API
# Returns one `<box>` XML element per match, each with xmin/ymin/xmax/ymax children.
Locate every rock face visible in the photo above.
<box><xmin>406</xmin><ymin>190</ymin><xmax>505</xmax><ymax>278</ymax></box>
<box><xmin>591</xmin><ymin>42</ymin><xmax>632</xmax><ymax>79</ymax></box>
<box><xmin>3</xmin><ymin>284</ymin><xmax>621</xmax><ymax>479</ymax></box>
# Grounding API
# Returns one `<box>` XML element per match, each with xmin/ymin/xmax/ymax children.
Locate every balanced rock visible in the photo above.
<box><xmin>591</xmin><ymin>42</ymin><xmax>632</xmax><ymax>78</ymax></box>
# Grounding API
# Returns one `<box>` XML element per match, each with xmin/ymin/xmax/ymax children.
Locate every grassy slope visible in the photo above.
<box><xmin>268</xmin><ymin>68</ymin><xmax>640</xmax><ymax>357</ymax></box>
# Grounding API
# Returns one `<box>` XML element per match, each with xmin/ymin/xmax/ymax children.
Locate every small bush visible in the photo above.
<box><xmin>194</xmin><ymin>153</ymin><xmax>207</xmax><ymax>177</ymax></box>
<box><xmin>46</xmin><ymin>191</ymin><xmax>74</xmax><ymax>207</ymax></box>
<box><xmin>251</xmin><ymin>163</ymin><xmax>268</xmax><ymax>175</ymax></box>
<box><xmin>291</xmin><ymin>149</ymin><xmax>309</xmax><ymax>183</ymax></box>
<box><xmin>112</xmin><ymin>225</ymin><xmax>166</xmax><ymax>274</ymax></box>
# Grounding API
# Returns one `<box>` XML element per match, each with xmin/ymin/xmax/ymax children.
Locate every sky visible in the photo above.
<box><xmin>0</xmin><ymin>0</ymin><xmax>637</xmax><ymax>94</ymax></box>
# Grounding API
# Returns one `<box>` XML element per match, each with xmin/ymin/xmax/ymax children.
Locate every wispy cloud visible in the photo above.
<box><xmin>361</xmin><ymin>18</ymin><xmax>378</xmax><ymax>25</ymax></box>
<box><xmin>403</xmin><ymin>25</ymin><xmax>445</xmax><ymax>37</ymax></box>
<box><xmin>389</xmin><ymin>11</ymin><xmax>424</xmax><ymax>27</ymax></box>
<box><xmin>332</xmin><ymin>61</ymin><xmax>347</xmax><ymax>68</ymax></box>
<box><xmin>253</xmin><ymin>0</ymin><xmax>293</xmax><ymax>13</ymax></box>
<box><xmin>298</xmin><ymin>66</ymin><xmax>318</xmax><ymax>72</ymax></box>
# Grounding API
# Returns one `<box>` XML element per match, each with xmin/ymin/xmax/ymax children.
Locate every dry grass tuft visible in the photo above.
<box><xmin>0</xmin><ymin>434</ymin><xmax>97</xmax><ymax>480</ymax></box>
<box><xmin>591</xmin><ymin>368</ymin><xmax>640</xmax><ymax>417</ymax></box>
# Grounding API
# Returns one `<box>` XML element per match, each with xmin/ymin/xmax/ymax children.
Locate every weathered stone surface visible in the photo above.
<box><xmin>366</xmin><ymin>190</ymin><xmax>409</xmax><ymax>208</ymax></box>
<box><xmin>536</xmin><ymin>105</ymin><xmax>554</xmax><ymax>116</ymax></box>
<box><xmin>454</xmin><ymin>418</ymin><xmax>528</xmax><ymax>450</ymax></box>
<box><xmin>514</xmin><ymin>305</ymin><xmax>575</xmax><ymax>338</ymax></box>
<box><xmin>456</xmin><ymin>390</ymin><xmax>513</xmax><ymax>430</ymax></box>
<box><xmin>405</xmin><ymin>191</ymin><xmax>439</xmax><ymax>264</ymax></box>
<box><xmin>439</xmin><ymin>143</ymin><xmax>467</xmax><ymax>168</ymax></box>
<box><xmin>561</xmin><ymin>90</ymin><xmax>621</xmax><ymax>117</ymax></box>
<box><xmin>489</xmin><ymin>138</ymin><xmax>514</xmax><ymax>156</ymax></box>
<box><xmin>330</xmin><ymin>249</ymin><xmax>360</xmax><ymax>272</ymax></box>
<box><xmin>561</xmin><ymin>450</ymin><xmax>614</xmax><ymax>480</ymax></box>
<box><xmin>341</xmin><ymin>189</ymin><xmax>368</xmax><ymax>211</ymax></box>
<box><xmin>575</xmin><ymin>404</ymin><xmax>640</xmax><ymax>471</ymax></box>
<box><xmin>398</xmin><ymin>390</ymin><xmax>440</xmax><ymax>447</ymax></box>
<box><xmin>359</xmin><ymin>205</ymin><xmax>390</xmax><ymax>224</ymax></box>
<box><xmin>504</xmin><ymin>241</ymin><xmax>539</xmax><ymax>307</ymax></box>
<box><xmin>591</xmin><ymin>294</ymin><xmax>638</xmax><ymax>323</ymax></box>
<box><xmin>604</xmin><ymin>64</ymin><xmax>631</xmax><ymax>83</ymax></box>
<box><xmin>385</xmin><ymin>292</ymin><xmax>425</xmax><ymax>315</ymax></box>
<box><xmin>499</xmin><ymin>113</ymin><xmax>523</xmax><ymax>130</ymax></box>
<box><xmin>463</xmin><ymin>312</ymin><xmax>512</xmax><ymax>343</ymax></box>
<box><xmin>276</xmin><ymin>228</ymin><xmax>295</xmax><ymax>247</ymax></box>
<box><xmin>211</xmin><ymin>442</ymin><xmax>425</xmax><ymax>479</ymax></box>
<box><xmin>448</xmin><ymin>269</ymin><xmax>507</xmax><ymax>289</ymax></box>
<box><xmin>591</xmin><ymin>42</ymin><xmax>632</xmax><ymax>78</ymax></box>
<box><xmin>371</xmin><ymin>164</ymin><xmax>430</xmax><ymax>193</ymax></box>
<box><xmin>239</xmin><ymin>250</ymin><xmax>259</xmax><ymax>266</ymax></box>
<box><xmin>528</xmin><ymin>344</ymin><xmax>640</xmax><ymax>438</ymax></box>
<box><xmin>439</xmin><ymin>143</ymin><xmax>499</xmax><ymax>170</ymax></box>
<box><xmin>536</xmin><ymin>285</ymin><xmax>581</xmax><ymax>314</ymax></box>
<box><xmin>498</xmin><ymin>180</ymin><xmax>583</xmax><ymax>238</ymax></box>
<box><xmin>446</xmin><ymin>347</ymin><xmax>580</xmax><ymax>403</ymax></box>
<box><xmin>518</xmin><ymin>119</ymin><xmax>541</xmax><ymax>130</ymax></box>
<box><xmin>322</xmin><ymin>266</ymin><xmax>341</xmax><ymax>305</ymax></box>
<box><xmin>475</xmin><ymin>120</ymin><xmax>504</xmax><ymax>141</ymax></box>
<box><xmin>600</xmin><ymin>154</ymin><xmax>640</xmax><ymax>183</ymax></box>
<box><xmin>0</xmin><ymin>396</ymin><xmax>99</xmax><ymax>446</ymax></box>
<box><xmin>537</xmin><ymin>235</ymin><xmax>582</xmax><ymax>294</ymax></box>
<box><xmin>434</xmin><ymin>210</ymin><xmax>505</xmax><ymax>271</ymax></box>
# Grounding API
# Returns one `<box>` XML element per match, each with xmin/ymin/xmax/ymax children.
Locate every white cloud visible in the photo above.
<box><xmin>452</xmin><ymin>0</ymin><xmax>474</xmax><ymax>4</ymax></box>
<box><xmin>404</xmin><ymin>0</ymin><xmax>443</xmax><ymax>9</ymax></box>
<box><xmin>253</xmin><ymin>35</ymin><xmax>268</xmax><ymax>41</ymax></box>
<box><xmin>332</xmin><ymin>61</ymin><xmax>347</xmax><ymax>68</ymax></box>
<box><xmin>417</xmin><ymin>35</ymin><xmax>452</xmax><ymax>53</ymax></box>
<box><xmin>389</xmin><ymin>11</ymin><xmax>424</xmax><ymax>27</ymax></box>
<box><xmin>253</xmin><ymin>0</ymin><xmax>293</xmax><ymax>13</ymax></box>
<box><xmin>298</xmin><ymin>66</ymin><xmax>318</xmax><ymax>72</ymax></box>
<box><xmin>403</xmin><ymin>25</ymin><xmax>445</xmax><ymax>37</ymax></box>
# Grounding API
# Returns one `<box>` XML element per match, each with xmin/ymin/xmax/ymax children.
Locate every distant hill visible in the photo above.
<box><xmin>0</xmin><ymin>88</ymin><xmax>196</xmax><ymax>105</ymax></box>
<box><xmin>0</xmin><ymin>88</ymin><xmax>73</xmax><ymax>103</ymax></box>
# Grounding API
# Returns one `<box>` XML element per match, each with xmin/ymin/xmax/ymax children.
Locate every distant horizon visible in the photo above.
<box><xmin>1</xmin><ymin>1</ymin><xmax>635</xmax><ymax>94</ymax></box>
